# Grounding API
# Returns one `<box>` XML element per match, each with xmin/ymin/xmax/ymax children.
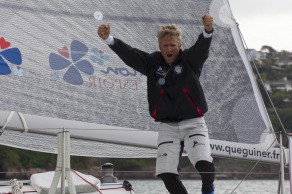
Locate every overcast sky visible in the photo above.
<box><xmin>228</xmin><ymin>0</ymin><xmax>292</xmax><ymax>52</ymax></box>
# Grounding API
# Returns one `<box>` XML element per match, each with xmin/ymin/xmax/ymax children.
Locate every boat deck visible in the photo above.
<box><xmin>0</xmin><ymin>183</ymin><xmax>134</xmax><ymax>194</ymax></box>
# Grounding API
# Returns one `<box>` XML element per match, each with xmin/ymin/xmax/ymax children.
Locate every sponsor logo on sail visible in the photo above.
<box><xmin>0</xmin><ymin>37</ymin><xmax>23</xmax><ymax>76</ymax></box>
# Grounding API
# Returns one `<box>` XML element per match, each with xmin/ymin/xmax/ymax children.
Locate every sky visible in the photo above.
<box><xmin>228</xmin><ymin>0</ymin><xmax>292</xmax><ymax>52</ymax></box>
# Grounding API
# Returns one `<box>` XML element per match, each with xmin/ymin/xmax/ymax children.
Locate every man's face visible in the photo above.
<box><xmin>159</xmin><ymin>36</ymin><xmax>181</xmax><ymax>64</ymax></box>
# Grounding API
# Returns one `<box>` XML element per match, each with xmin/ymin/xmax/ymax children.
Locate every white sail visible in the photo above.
<box><xmin>0</xmin><ymin>0</ymin><xmax>285</xmax><ymax>163</ymax></box>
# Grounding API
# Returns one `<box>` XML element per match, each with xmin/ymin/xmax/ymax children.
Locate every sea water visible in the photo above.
<box><xmin>129</xmin><ymin>179</ymin><xmax>290</xmax><ymax>194</ymax></box>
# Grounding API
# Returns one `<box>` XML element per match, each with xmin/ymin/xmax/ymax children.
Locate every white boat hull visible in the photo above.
<box><xmin>0</xmin><ymin>182</ymin><xmax>135</xmax><ymax>194</ymax></box>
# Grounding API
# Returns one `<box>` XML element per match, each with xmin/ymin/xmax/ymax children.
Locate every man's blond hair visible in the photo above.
<box><xmin>157</xmin><ymin>24</ymin><xmax>182</xmax><ymax>46</ymax></box>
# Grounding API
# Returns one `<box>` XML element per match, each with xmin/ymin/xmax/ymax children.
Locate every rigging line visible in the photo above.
<box><xmin>71</xmin><ymin>169</ymin><xmax>103</xmax><ymax>194</ymax></box>
<box><xmin>230</xmin><ymin>137</ymin><xmax>278</xmax><ymax>194</ymax></box>
<box><xmin>0</xmin><ymin>170</ymin><xmax>283</xmax><ymax>176</ymax></box>
<box><xmin>235</xmin><ymin>21</ymin><xmax>287</xmax><ymax>135</ymax></box>
<box><xmin>110</xmin><ymin>170</ymin><xmax>281</xmax><ymax>175</ymax></box>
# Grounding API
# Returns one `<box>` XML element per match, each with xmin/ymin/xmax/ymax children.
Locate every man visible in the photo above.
<box><xmin>98</xmin><ymin>14</ymin><xmax>215</xmax><ymax>194</ymax></box>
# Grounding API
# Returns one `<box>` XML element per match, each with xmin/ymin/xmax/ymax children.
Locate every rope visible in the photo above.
<box><xmin>230</xmin><ymin>137</ymin><xmax>278</xmax><ymax>193</ymax></box>
<box><xmin>17</xmin><ymin>112</ymin><xmax>28</xmax><ymax>133</ymax></box>
<box><xmin>71</xmin><ymin>169</ymin><xmax>103</xmax><ymax>194</ymax></box>
<box><xmin>0</xmin><ymin>112</ymin><xmax>15</xmax><ymax>136</ymax></box>
<box><xmin>0</xmin><ymin>111</ymin><xmax>28</xmax><ymax>136</ymax></box>
<box><xmin>10</xmin><ymin>179</ymin><xmax>23</xmax><ymax>194</ymax></box>
<box><xmin>70</xmin><ymin>169</ymin><xmax>134</xmax><ymax>193</ymax></box>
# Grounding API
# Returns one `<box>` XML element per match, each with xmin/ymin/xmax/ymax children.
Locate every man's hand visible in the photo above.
<box><xmin>202</xmin><ymin>15</ymin><xmax>213</xmax><ymax>32</ymax></box>
<box><xmin>98</xmin><ymin>24</ymin><xmax>110</xmax><ymax>40</ymax></box>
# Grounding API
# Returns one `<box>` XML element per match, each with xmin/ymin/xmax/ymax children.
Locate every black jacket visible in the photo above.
<box><xmin>109</xmin><ymin>33</ymin><xmax>212</xmax><ymax>122</ymax></box>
